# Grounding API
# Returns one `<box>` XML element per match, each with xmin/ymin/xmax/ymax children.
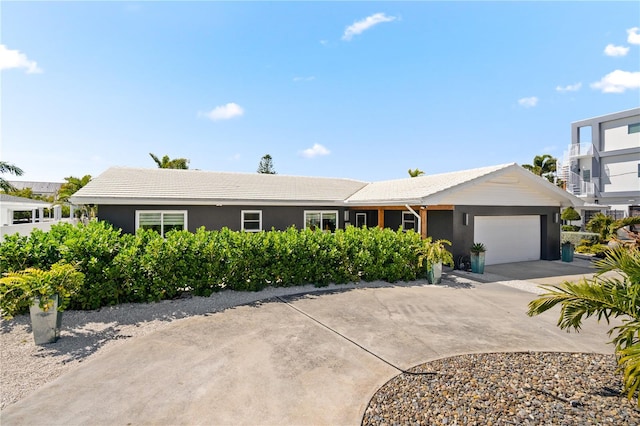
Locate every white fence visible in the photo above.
<box><xmin>1</xmin><ymin>218</ymin><xmax>78</xmax><ymax>240</ymax></box>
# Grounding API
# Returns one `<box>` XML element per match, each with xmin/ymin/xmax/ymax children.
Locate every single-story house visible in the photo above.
<box><xmin>70</xmin><ymin>163</ymin><xmax>585</xmax><ymax>265</ymax></box>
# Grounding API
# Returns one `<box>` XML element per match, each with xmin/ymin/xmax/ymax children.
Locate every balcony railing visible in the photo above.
<box><xmin>566</xmin><ymin>171</ymin><xmax>596</xmax><ymax>197</ymax></box>
<box><xmin>567</xmin><ymin>143</ymin><xmax>594</xmax><ymax>158</ymax></box>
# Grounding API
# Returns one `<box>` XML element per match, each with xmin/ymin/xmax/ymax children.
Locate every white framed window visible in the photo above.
<box><xmin>136</xmin><ymin>210</ymin><xmax>187</xmax><ymax>237</ymax></box>
<box><xmin>402</xmin><ymin>211</ymin><xmax>416</xmax><ymax>232</ymax></box>
<box><xmin>304</xmin><ymin>210</ymin><xmax>338</xmax><ymax>232</ymax></box>
<box><xmin>355</xmin><ymin>213</ymin><xmax>367</xmax><ymax>227</ymax></box>
<box><xmin>241</xmin><ymin>210</ymin><xmax>262</xmax><ymax>232</ymax></box>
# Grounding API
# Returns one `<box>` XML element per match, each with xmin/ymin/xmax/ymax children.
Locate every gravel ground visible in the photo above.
<box><xmin>363</xmin><ymin>352</ymin><xmax>640</xmax><ymax>425</ymax></box>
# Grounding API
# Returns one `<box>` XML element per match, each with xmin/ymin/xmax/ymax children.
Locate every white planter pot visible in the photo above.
<box><xmin>30</xmin><ymin>295</ymin><xmax>62</xmax><ymax>345</ymax></box>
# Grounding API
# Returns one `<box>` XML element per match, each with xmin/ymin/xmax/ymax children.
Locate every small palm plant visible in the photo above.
<box><xmin>527</xmin><ymin>245</ymin><xmax>640</xmax><ymax>405</ymax></box>
<box><xmin>416</xmin><ymin>238</ymin><xmax>454</xmax><ymax>271</ymax></box>
<box><xmin>0</xmin><ymin>262</ymin><xmax>84</xmax><ymax>319</ymax></box>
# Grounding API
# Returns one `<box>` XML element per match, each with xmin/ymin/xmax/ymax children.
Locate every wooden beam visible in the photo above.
<box><xmin>377</xmin><ymin>207</ymin><xmax>384</xmax><ymax>228</ymax></box>
<box><xmin>420</xmin><ymin>208</ymin><xmax>427</xmax><ymax>239</ymax></box>
<box><xmin>426</xmin><ymin>205</ymin><xmax>455</xmax><ymax>211</ymax></box>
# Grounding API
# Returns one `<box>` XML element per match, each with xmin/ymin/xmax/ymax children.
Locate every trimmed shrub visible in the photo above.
<box><xmin>0</xmin><ymin>222</ymin><xmax>427</xmax><ymax>312</ymax></box>
<box><xmin>561</xmin><ymin>231</ymin><xmax>599</xmax><ymax>247</ymax></box>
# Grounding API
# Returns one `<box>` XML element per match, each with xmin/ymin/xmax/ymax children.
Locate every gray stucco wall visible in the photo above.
<box><xmin>427</xmin><ymin>210</ymin><xmax>454</xmax><ymax>243</ymax></box>
<box><xmin>98</xmin><ymin>205</ymin><xmax>347</xmax><ymax>234</ymax></box>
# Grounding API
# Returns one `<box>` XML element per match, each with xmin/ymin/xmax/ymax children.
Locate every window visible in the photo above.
<box><xmin>629</xmin><ymin>123</ymin><xmax>640</xmax><ymax>134</ymax></box>
<box><xmin>304</xmin><ymin>211</ymin><xmax>338</xmax><ymax>232</ymax></box>
<box><xmin>136</xmin><ymin>211</ymin><xmax>187</xmax><ymax>236</ymax></box>
<box><xmin>402</xmin><ymin>211</ymin><xmax>417</xmax><ymax>232</ymax></box>
<box><xmin>355</xmin><ymin>213</ymin><xmax>367</xmax><ymax>228</ymax></box>
<box><xmin>242</xmin><ymin>210</ymin><xmax>262</xmax><ymax>232</ymax></box>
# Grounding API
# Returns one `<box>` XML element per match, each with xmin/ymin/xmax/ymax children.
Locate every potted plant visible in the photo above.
<box><xmin>470</xmin><ymin>242</ymin><xmax>487</xmax><ymax>274</ymax></box>
<box><xmin>0</xmin><ymin>262</ymin><xmax>84</xmax><ymax>345</ymax></box>
<box><xmin>417</xmin><ymin>238</ymin><xmax>454</xmax><ymax>284</ymax></box>
<box><xmin>561</xmin><ymin>239</ymin><xmax>574</xmax><ymax>262</ymax></box>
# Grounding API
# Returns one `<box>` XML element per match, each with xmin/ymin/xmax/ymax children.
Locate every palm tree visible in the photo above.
<box><xmin>522</xmin><ymin>154</ymin><xmax>557</xmax><ymax>183</ymax></box>
<box><xmin>0</xmin><ymin>161</ymin><xmax>24</xmax><ymax>193</ymax></box>
<box><xmin>527</xmin><ymin>246</ymin><xmax>640</xmax><ymax>404</ymax></box>
<box><xmin>408</xmin><ymin>168</ymin><xmax>425</xmax><ymax>178</ymax></box>
<box><xmin>149</xmin><ymin>153</ymin><xmax>189</xmax><ymax>169</ymax></box>
<box><xmin>56</xmin><ymin>175</ymin><xmax>94</xmax><ymax>217</ymax></box>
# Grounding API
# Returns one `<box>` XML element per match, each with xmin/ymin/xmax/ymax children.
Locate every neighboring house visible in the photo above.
<box><xmin>7</xmin><ymin>181</ymin><xmax>63</xmax><ymax>199</ymax></box>
<box><xmin>70</xmin><ymin>163</ymin><xmax>584</xmax><ymax>265</ymax></box>
<box><xmin>0</xmin><ymin>194</ymin><xmax>75</xmax><ymax>239</ymax></box>
<box><xmin>562</xmin><ymin>107</ymin><xmax>640</xmax><ymax>227</ymax></box>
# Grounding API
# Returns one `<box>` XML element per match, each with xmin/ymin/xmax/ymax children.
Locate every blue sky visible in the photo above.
<box><xmin>1</xmin><ymin>1</ymin><xmax>639</xmax><ymax>183</ymax></box>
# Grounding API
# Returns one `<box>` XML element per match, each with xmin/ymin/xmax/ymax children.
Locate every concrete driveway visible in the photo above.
<box><xmin>2</xmin><ymin>260</ymin><xmax>616</xmax><ymax>425</ymax></box>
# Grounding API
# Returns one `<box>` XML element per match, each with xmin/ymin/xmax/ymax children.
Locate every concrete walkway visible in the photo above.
<box><xmin>2</xmin><ymin>260</ymin><xmax>617</xmax><ymax>425</ymax></box>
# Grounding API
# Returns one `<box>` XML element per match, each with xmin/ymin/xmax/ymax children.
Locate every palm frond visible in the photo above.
<box><xmin>618</xmin><ymin>343</ymin><xmax>640</xmax><ymax>405</ymax></box>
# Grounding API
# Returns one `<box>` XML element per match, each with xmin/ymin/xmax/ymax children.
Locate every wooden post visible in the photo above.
<box><xmin>377</xmin><ymin>207</ymin><xmax>384</xmax><ymax>228</ymax></box>
<box><xmin>420</xmin><ymin>208</ymin><xmax>427</xmax><ymax>239</ymax></box>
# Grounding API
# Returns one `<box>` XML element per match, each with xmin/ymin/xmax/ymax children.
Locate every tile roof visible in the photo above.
<box><xmin>8</xmin><ymin>181</ymin><xmax>63</xmax><ymax>195</ymax></box>
<box><xmin>69</xmin><ymin>163</ymin><xmax>583</xmax><ymax>208</ymax></box>
<box><xmin>70</xmin><ymin>167</ymin><xmax>368</xmax><ymax>205</ymax></box>
<box><xmin>0</xmin><ymin>194</ymin><xmax>52</xmax><ymax>206</ymax></box>
<box><xmin>345</xmin><ymin>163</ymin><xmax>516</xmax><ymax>204</ymax></box>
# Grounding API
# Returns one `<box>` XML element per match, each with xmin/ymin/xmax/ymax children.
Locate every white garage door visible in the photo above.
<box><xmin>474</xmin><ymin>215</ymin><xmax>540</xmax><ymax>265</ymax></box>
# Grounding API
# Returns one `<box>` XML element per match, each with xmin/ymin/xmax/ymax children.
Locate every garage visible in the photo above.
<box><xmin>474</xmin><ymin>215</ymin><xmax>540</xmax><ymax>265</ymax></box>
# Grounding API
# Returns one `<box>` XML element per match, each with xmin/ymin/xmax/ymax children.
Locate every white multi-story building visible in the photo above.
<box><xmin>563</xmin><ymin>107</ymin><xmax>640</xmax><ymax>225</ymax></box>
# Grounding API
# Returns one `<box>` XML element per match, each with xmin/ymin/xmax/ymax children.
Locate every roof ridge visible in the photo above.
<box><xmin>104</xmin><ymin>166</ymin><xmax>369</xmax><ymax>183</ymax></box>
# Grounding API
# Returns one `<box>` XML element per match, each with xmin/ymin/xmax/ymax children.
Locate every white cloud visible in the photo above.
<box><xmin>293</xmin><ymin>76</ymin><xmax>315</xmax><ymax>82</ymax></box>
<box><xmin>320</xmin><ymin>40</ymin><xmax>329</xmax><ymax>46</ymax></box>
<box><xmin>627</xmin><ymin>27</ymin><xmax>640</xmax><ymax>45</ymax></box>
<box><xmin>556</xmin><ymin>82</ymin><xmax>582</xmax><ymax>92</ymax></box>
<box><xmin>518</xmin><ymin>96</ymin><xmax>538</xmax><ymax>108</ymax></box>
<box><xmin>300</xmin><ymin>143</ymin><xmax>330</xmax><ymax>158</ymax></box>
<box><xmin>604</xmin><ymin>44</ymin><xmax>629</xmax><ymax>57</ymax></box>
<box><xmin>0</xmin><ymin>44</ymin><xmax>42</xmax><ymax>74</ymax></box>
<box><xmin>200</xmin><ymin>102</ymin><xmax>244</xmax><ymax>121</ymax></box>
<box><xmin>342</xmin><ymin>13</ymin><xmax>397</xmax><ymax>41</ymax></box>
<box><xmin>591</xmin><ymin>70</ymin><xmax>640</xmax><ymax>93</ymax></box>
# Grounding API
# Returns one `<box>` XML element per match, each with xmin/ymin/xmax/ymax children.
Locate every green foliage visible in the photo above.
<box><xmin>470</xmin><ymin>242</ymin><xmax>486</xmax><ymax>253</ymax></box>
<box><xmin>416</xmin><ymin>238</ymin><xmax>454</xmax><ymax>272</ymax></box>
<box><xmin>560</xmin><ymin>231</ymin><xmax>599</xmax><ymax>247</ymax></box>
<box><xmin>257</xmin><ymin>154</ymin><xmax>276</xmax><ymax>174</ymax></box>
<box><xmin>0</xmin><ymin>222</ymin><xmax>427</xmax><ymax>311</ymax></box>
<box><xmin>527</xmin><ymin>246</ymin><xmax>640</xmax><ymax>405</ymax></box>
<box><xmin>576</xmin><ymin>243</ymin><xmax>609</xmax><ymax>256</ymax></box>
<box><xmin>561</xmin><ymin>207</ymin><xmax>581</xmax><ymax>222</ymax></box>
<box><xmin>587</xmin><ymin>213</ymin><xmax>640</xmax><ymax>243</ymax></box>
<box><xmin>0</xmin><ymin>161</ymin><xmax>24</xmax><ymax>193</ymax></box>
<box><xmin>149</xmin><ymin>153</ymin><xmax>189</xmax><ymax>169</ymax></box>
<box><xmin>522</xmin><ymin>154</ymin><xmax>558</xmax><ymax>183</ymax></box>
<box><xmin>407</xmin><ymin>168</ymin><xmax>425</xmax><ymax>177</ymax></box>
<box><xmin>0</xmin><ymin>262</ymin><xmax>84</xmax><ymax>319</ymax></box>
<box><xmin>561</xmin><ymin>225</ymin><xmax>581</xmax><ymax>232</ymax></box>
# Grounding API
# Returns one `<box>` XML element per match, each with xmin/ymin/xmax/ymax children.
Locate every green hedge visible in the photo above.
<box><xmin>0</xmin><ymin>222</ymin><xmax>426</xmax><ymax>312</ymax></box>
<box><xmin>561</xmin><ymin>231</ymin><xmax>599</xmax><ymax>247</ymax></box>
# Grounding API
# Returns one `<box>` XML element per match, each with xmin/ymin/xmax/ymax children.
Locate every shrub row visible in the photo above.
<box><xmin>0</xmin><ymin>222</ymin><xmax>426</xmax><ymax>311</ymax></box>
<box><xmin>560</xmin><ymin>231</ymin><xmax>599</xmax><ymax>247</ymax></box>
